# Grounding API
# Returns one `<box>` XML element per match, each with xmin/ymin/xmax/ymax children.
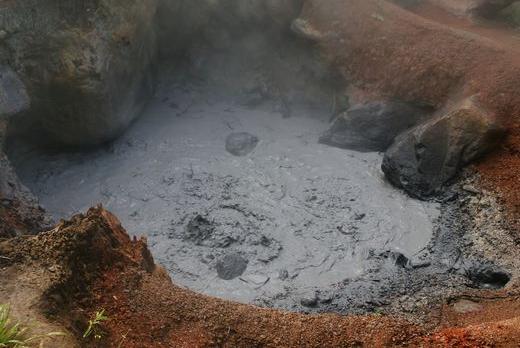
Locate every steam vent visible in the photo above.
<box><xmin>2</xmin><ymin>0</ymin><xmax>520</xmax><ymax>347</ymax></box>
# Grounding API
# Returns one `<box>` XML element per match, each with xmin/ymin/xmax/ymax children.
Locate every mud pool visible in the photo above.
<box><xmin>8</xmin><ymin>67</ymin><xmax>453</xmax><ymax>312</ymax></box>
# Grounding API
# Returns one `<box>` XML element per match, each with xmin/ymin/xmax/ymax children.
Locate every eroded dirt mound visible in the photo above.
<box><xmin>0</xmin><ymin>207</ymin><xmax>520</xmax><ymax>347</ymax></box>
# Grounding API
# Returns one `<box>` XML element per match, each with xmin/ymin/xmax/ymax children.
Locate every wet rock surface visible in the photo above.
<box><xmin>320</xmin><ymin>101</ymin><xmax>430</xmax><ymax>152</ymax></box>
<box><xmin>382</xmin><ymin>97</ymin><xmax>504</xmax><ymax>198</ymax></box>
<box><xmin>1</xmin><ymin>0</ymin><xmax>158</xmax><ymax>146</ymax></box>
<box><xmin>226</xmin><ymin>132</ymin><xmax>259</xmax><ymax>156</ymax></box>
<box><xmin>216</xmin><ymin>253</ymin><xmax>248</xmax><ymax>280</ymax></box>
<box><xmin>0</xmin><ymin>66</ymin><xmax>29</xmax><ymax>117</ymax></box>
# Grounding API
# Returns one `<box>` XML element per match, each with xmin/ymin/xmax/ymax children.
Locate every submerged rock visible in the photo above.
<box><xmin>216</xmin><ymin>253</ymin><xmax>248</xmax><ymax>280</ymax></box>
<box><xmin>320</xmin><ymin>101</ymin><xmax>429</xmax><ymax>152</ymax></box>
<box><xmin>382</xmin><ymin>97</ymin><xmax>504</xmax><ymax>198</ymax></box>
<box><xmin>226</xmin><ymin>132</ymin><xmax>259</xmax><ymax>156</ymax></box>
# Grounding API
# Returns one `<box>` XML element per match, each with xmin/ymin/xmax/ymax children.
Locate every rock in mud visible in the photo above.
<box><xmin>225</xmin><ymin>132</ymin><xmax>259</xmax><ymax>156</ymax></box>
<box><xmin>382</xmin><ymin>97</ymin><xmax>504</xmax><ymax>198</ymax></box>
<box><xmin>0</xmin><ymin>66</ymin><xmax>29</xmax><ymax>118</ymax></box>
<box><xmin>300</xmin><ymin>293</ymin><xmax>319</xmax><ymax>308</ymax></box>
<box><xmin>216</xmin><ymin>253</ymin><xmax>248</xmax><ymax>280</ymax></box>
<box><xmin>319</xmin><ymin>101</ymin><xmax>429</xmax><ymax>152</ymax></box>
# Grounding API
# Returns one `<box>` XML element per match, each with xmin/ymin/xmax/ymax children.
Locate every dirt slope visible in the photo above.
<box><xmin>2</xmin><ymin>207</ymin><xmax>520</xmax><ymax>347</ymax></box>
<box><xmin>301</xmin><ymin>0</ymin><xmax>520</xmax><ymax>228</ymax></box>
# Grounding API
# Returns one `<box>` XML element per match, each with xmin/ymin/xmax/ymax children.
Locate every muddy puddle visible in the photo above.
<box><xmin>7</xmin><ymin>24</ymin><xmax>511</xmax><ymax>314</ymax></box>
<box><xmin>9</xmin><ymin>69</ymin><xmax>446</xmax><ymax>310</ymax></box>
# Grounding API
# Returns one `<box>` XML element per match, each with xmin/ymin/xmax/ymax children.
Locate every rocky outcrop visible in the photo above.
<box><xmin>1</xmin><ymin>0</ymin><xmax>158</xmax><ymax>146</ymax></box>
<box><xmin>382</xmin><ymin>97</ymin><xmax>504</xmax><ymax>198</ymax></box>
<box><xmin>320</xmin><ymin>101</ymin><xmax>430</xmax><ymax>152</ymax></box>
<box><xmin>0</xmin><ymin>67</ymin><xmax>46</xmax><ymax>238</ymax></box>
<box><xmin>0</xmin><ymin>66</ymin><xmax>29</xmax><ymax>118</ymax></box>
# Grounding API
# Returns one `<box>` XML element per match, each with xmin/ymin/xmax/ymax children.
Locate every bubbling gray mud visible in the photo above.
<box><xmin>10</xmin><ymin>74</ymin><xmax>441</xmax><ymax>310</ymax></box>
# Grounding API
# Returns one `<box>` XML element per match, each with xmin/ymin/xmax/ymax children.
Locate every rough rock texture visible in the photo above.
<box><xmin>429</xmin><ymin>0</ymin><xmax>515</xmax><ymax>16</ymax></box>
<box><xmin>382</xmin><ymin>98</ymin><xmax>504</xmax><ymax>198</ymax></box>
<box><xmin>299</xmin><ymin>0</ymin><xmax>520</xmax><ymax>222</ymax></box>
<box><xmin>0</xmin><ymin>152</ymin><xmax>48</xmax><ymax>238</ymax></box>
<box><xmin>0</xmin><ymin>66</ymin><xmax>29</xmax><ymax>117</ymax></box>
<box><xmin>319</xmin><ymin>101</ymin><xmax>430</xmax><ymax>152</ymax></box>
<box><xmin>0</xmin><ymin>0</ymin><xmax>158</xmax><ymax>146</ymax></box>
<box><xmin>0</xmin><ymin>74</ymin><xmax>46</xmax><ymax>238</ymax></box>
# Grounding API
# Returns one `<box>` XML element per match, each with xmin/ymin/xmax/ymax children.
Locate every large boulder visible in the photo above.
<box><xmin>319</xmin><ymin>101</ymin><xmax>429</xmax><ymax>152</ymax></box>
<box><xmin>1</xmin><ymin>0</ymin><xmax>158</xmax><ymax>146</ymax></box>
<box><xmin>382</xmin><ymin>97</ymin><xmax>504</xmax><ymax>198</ymax></box>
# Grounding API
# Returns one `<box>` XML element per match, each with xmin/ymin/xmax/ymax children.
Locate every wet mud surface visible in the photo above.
<box><xmin>8</xmin><ymin>68</ymin><xmax>512</xmax><ymax>315</ymax></box>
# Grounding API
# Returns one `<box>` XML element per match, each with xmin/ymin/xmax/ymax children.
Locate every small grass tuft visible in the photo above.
<box><xmin>83</xmin><ymin>309</ymin><xmax>108</xmax><ymax>340</ymax></box>
<box><xmin>0</xmin><ymin>303</ymin><xmax>64</xmax><ymax>348</ymax></box>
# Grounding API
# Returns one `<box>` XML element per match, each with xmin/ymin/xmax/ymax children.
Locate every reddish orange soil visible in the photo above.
<box><xmin>302</xmin><ymin>0</ymin><xmax>520</xmax><ymax>229</ymax></box>
<box><xmin>3</xmin><ymin>207</ymin><xmax>520</xmax><ymax>347</ymax></box>
<box><xmin>411</xmin><ymin>0</ymin><xmax>520</xmax><ymax>232</ymax></box>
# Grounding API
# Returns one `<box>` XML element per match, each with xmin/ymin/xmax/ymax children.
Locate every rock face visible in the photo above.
<box><xmin>0</xmin><ymin>66</ymin><xmax>29</xmax><ymax>118</ymax></box>
<box><xmin>319</xmin><ymin>101</ymin><xmax>429</xmax><ymax>152</ymax></box>
<box><xmin>429</xmin><ymin>0</ymin><xmax>516</xmax><ymax>16</ymax></box>
<box><xmin>0</xmin><ymin>0</ymin><xmax>158</xmax><ymax>146</ymax></box>
<box><xmin>382</xmin><ymin>97</ymin><xmax>504</xmax><ymax>198</ymax></box>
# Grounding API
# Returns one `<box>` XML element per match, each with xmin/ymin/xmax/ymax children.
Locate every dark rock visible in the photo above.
<box><xmin>300</xmin><ymin>293</ymin><xmax>318</xmax><ymax>307</ymax></box>
<box><xmin>216</xmin><ymin>253</ymin><xmax>248</xmax><ymax>280</ymax></box>
<box><xmin>382</xmin><ymin>97</ymin><xmax>504</xmax><ymax>198</ymax></box>
<box><xmin>319</xmin><ymin>101</ymin><xmax>429</xmax><ymax>152</ymax></box>
<box><xmin>185</xmin><ymin>215</ymin><xmax>214</xmax><ymax>245</ymax></box>
<box><xmin>382</xmin><ymin>251</ymin><xmax>410</xmax><ymax>268</ymax></box>
<box><xmin>225</xmin><ymin>132</ymin><xmax>259</xmax><ymax>156</ymax></box>
<box><xmin>0</xmin><ymin>66</ymin><xmax>29</xmax><ymax>118</ymax></box>
<box><xmin>465</xmin><ymin>264</ymin><xmax>511</xmax><ymax>289</ymax></box>
<box><xmin>2</xmin><ymin>0</ymin><xmax>158</xmax><ymax>146</ymax></box>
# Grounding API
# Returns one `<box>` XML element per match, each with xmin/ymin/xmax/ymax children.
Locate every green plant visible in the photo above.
<box><xmin>0</xmin><ymin>304</ymin><xmax>64</xmax><ymax>348</ymax></box>
<box><xmin>83</xmin><ymin>309</ymin><xmax>108</xmax><ymax>340</ymax></box>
